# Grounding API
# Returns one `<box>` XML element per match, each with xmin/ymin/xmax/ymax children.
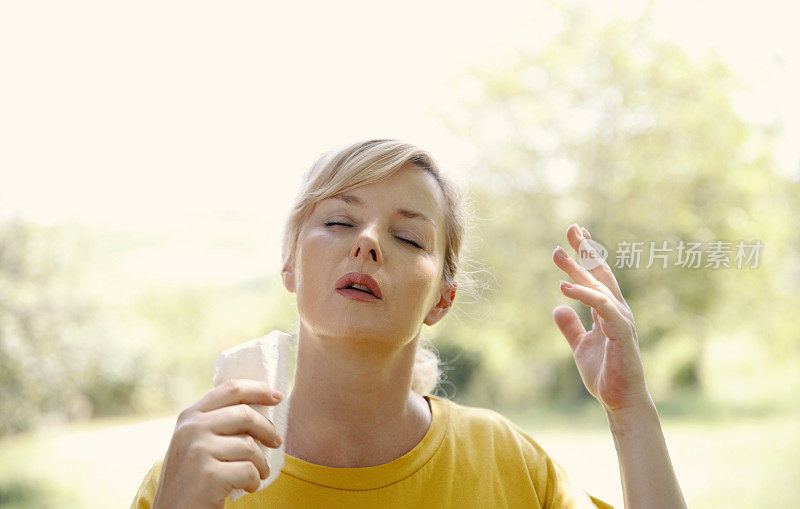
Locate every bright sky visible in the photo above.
<box><xmin>2</xmin><ymin>0</ymin><xmax>797</xmax><ymax>283</ymax></box>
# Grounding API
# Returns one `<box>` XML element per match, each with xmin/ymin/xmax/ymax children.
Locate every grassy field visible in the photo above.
<box><xmin>501</xmin><ymin>395</ymin><xmax>800</xmax><ymax>508</ymax></box>
<box><xmin>1</xmin><ymin>399</ymin><xmax>798</xmax><ymax>508</ymax></box>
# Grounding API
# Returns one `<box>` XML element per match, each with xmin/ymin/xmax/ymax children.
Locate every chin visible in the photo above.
<box><xmin>308</xmin><ymin>316</ymin><xmax>415</xmax><ymax>347</ymax></box>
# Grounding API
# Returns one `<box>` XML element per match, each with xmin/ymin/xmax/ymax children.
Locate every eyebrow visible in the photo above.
<box><xmin>332</xmin><ymin>193</ymin><xmax>435</xmax><ymax>225</ymax></box>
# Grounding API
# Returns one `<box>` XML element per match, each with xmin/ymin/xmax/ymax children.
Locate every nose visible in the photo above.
<box><xmin>351</xmin><ymin>224</ymin><xmax>382</xmax><ymax>263</ymax></box>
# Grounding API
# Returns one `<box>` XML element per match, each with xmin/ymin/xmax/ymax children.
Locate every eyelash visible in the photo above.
<box><xmin>324</xmin><ymin>222</ymin><xmax>423</xmax><ymax>249</ymax></box>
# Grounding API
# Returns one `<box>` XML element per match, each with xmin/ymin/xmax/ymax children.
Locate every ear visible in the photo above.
<box><xmin>423</xmin><ymin>281</ymin><xmax>457</xmax><ymax>326</ymax></box>
<box><xmin>281</xmin><ymin>259</ymin><xmax>296</xmax><ymax>293</ymax></box>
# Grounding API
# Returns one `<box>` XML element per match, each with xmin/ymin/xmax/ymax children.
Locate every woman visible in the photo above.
<box><xmin>132</xmin><ymin>139</ymin><xmax>686</xmax><ymax>508</ymax></box>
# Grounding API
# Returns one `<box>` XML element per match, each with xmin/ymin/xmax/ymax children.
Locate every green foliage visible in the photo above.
<box><xmin>431</xmin><ymin>3</ymin><xmax>797</xmax><ymax>407</ymax></box>
<box><xmin>0</xmin><ymin>480</ymin><xmax>45</xmax><ymax>508</ymax></box>
<box><xmin>0</xmin><ymin>214</ymin><xmax>296</xmax><ymax>437</ymax></box>
<box><xmin>0</xmin><ymin>218</ymin><xmax>105</xmax><ymax>436</ymax></box>
<box><xmin>433</xmin><ymin>339</ymin><xmax>483</xmax><ymax>400</ymax></box>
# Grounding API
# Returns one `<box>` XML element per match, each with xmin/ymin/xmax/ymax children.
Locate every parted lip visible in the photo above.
<box><xmin>335</xmin><ymin>272</ymin><xmax>383</xmax><ymax>299</ymax></box>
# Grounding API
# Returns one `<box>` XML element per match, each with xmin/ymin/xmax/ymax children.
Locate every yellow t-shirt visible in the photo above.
<box><xmin>131</xmin><ymin>394</ymin><xmax>613</xmax><ymax>508</ymax></box>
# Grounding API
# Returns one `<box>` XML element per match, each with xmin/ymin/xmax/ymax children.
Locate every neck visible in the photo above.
<box><xmin>284</xmin><ymin>324</ymin><xmax>432</xmax><ymax>467</ymax></box>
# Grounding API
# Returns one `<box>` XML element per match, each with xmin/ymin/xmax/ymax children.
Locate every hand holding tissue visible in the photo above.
<box><xmin>212</xmin><ymin>330</ymin><xmax>295</xmax><ymax>502</ymax></box>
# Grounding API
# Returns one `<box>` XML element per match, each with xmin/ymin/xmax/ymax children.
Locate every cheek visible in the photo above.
<box><xmin>406</xmin><ymin>259</ymin><xmax>441</xmax><ymax>301</ymax></box>
<box><xmin>294</xmin><ymin>235</ymin><xmax>327</xmax><ymax>289</ymax></box>
<box><xmin>303</xmin><ymin>228</ymin><xmax>331</xmax><ymax>247</ymax></box>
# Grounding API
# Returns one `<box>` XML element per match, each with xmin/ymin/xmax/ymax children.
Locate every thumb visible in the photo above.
<box><xmin>552</xmin><ymin>304</ymin><xmax>586</xmax><ymax>353</ymax></box>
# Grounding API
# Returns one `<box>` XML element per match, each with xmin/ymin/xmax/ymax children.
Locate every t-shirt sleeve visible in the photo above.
<box><xmin>130</xmin><ymin>459</ymin><xmax>163</xmax><ymax>509</ymax></box>
<box><xmin>504</xmin><ymin>418</ymin><xmax>615</xmax><ymax>509</ymax></box>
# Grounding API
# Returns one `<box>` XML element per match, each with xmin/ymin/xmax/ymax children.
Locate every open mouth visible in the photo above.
<box><xmin>342</xmin><ymin>283</ymin><xmax>375</xmax><ymax>296</ymax></box>
<box><xmin>336</xmin><ymin>285</ymin><xmax>381</xmax><ymax>302</ymax></box>
<box><xmin>334</xmin><ymin>272</ymin><xmax>382</xmax><ymax>300</ymax></box>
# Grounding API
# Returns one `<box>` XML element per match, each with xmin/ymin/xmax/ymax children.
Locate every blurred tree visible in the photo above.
<box><xmin>0</xmin><ymin>217</ymin><xmax>97</xmax><ymax>435</ymax></box>
<box><xmin>0</xmin><ymin>217</ymin><xmax>167</xmax><ymax>435</ymax></box>
<box><xmin>0</xmin><ymin>208</ymin><xmax>303</xmax><ymax>436</ymax></box>
<box><xmin>432</xmin><ymin>2</ymin><xmax>795</xmax><ymax>408</ymax></box>
<box><xmin>433</xmin><ymin>339</ymin><xmax>483</xmax><ymax>401</ymax></box>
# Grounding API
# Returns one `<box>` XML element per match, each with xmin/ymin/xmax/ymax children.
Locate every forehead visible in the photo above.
<box><xmin>318</xmin><ymin>166</ymin><xmax>446</xmax><ymax>225</ymax></box>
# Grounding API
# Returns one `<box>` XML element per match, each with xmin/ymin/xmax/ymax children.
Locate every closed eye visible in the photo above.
<box><xmin>324</xmin><ymin>222</ymin><xmax>423</xmax><ymax>249</ymax></box>
<box><xmin>399</xmin><ymin>237</ymin><xmax>423</xmax><ymax>249</ymax></box>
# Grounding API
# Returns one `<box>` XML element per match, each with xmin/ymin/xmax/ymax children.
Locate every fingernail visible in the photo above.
<box><xmin>554</xmin><ymin>245</ymin><xmax>567</xmax><ymax>258</ymax></box>
<box><xmin>560</xmin><ymin>280</ymin><xmax>573</xmax><ymax>289</ymax></box>
<box><xmin>272</xmin><ymin>390</ymin><xmax>283</xmax><ymax>401</ymax></box>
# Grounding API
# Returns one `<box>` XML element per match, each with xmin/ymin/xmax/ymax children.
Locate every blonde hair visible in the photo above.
<box><xmin>281</xmin><ymin>139</ymin><xmax>476</xmax><ymax>395</ymax></box>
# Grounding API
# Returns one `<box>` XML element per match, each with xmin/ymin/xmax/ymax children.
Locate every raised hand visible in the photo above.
<box><xmin>551</xmin><ymin>223</ymin><xmax>651</xmax><ymax>413</ymax></box>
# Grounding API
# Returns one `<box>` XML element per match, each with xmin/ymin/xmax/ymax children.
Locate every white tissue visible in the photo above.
<box><xmin>212</xmin><ymin>330</ymin><xmax>295</xmax><ymax>501</ymax></box>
